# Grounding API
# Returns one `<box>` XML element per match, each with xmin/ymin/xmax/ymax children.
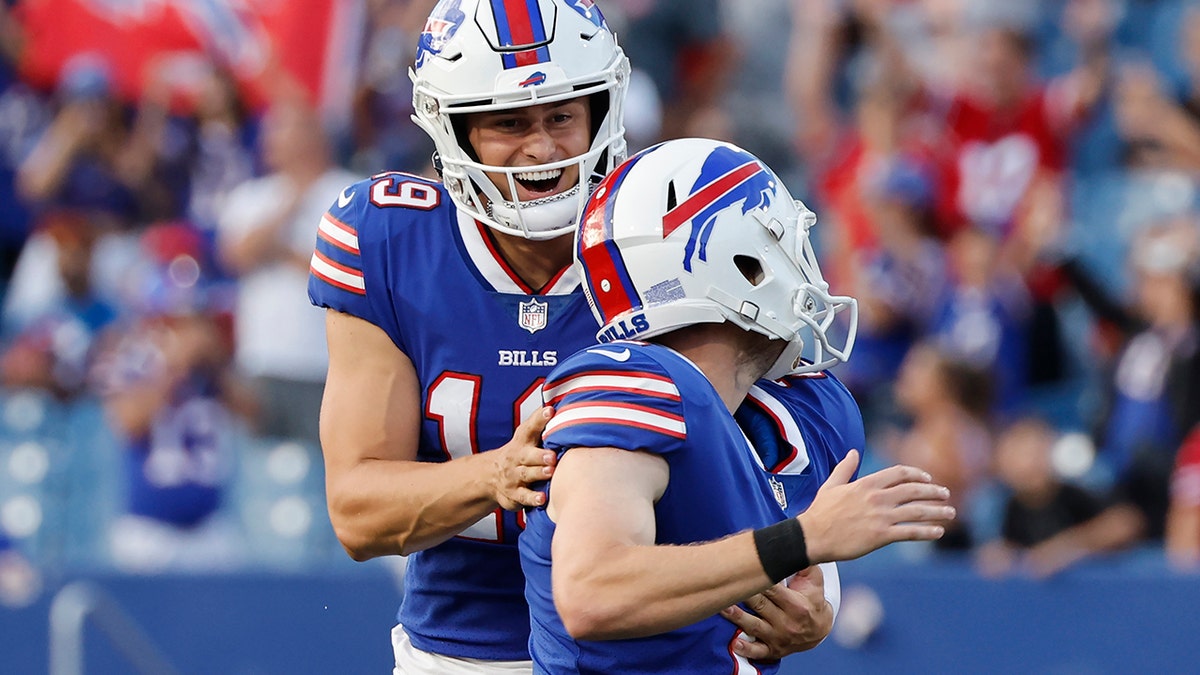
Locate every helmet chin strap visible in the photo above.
<box><xmin>486</xmin><ymin>178</ymin><xmax>601</xmax><ymax>240</ymax></box>
<box><xmin>763</xmin><ymin>338</ymin><xmax>805</xmax><ymax>381</ymax></box>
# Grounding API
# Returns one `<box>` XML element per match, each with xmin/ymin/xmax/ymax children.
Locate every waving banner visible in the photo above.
<box><xmin>14</xmin><ymin>0</ymin><xmax>363</xmax><ymax>124</ymax></box>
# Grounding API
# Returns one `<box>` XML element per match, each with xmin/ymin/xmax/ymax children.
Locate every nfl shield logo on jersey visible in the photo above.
<box><xmin>519</xmin><ymin>299</ymin><xmax>549</xmax><ymax>334</ymax></box>
<box><xmin>770</xmin><ymin>477</ymin><xmax>788</xmax><ymax>511</ymax></box>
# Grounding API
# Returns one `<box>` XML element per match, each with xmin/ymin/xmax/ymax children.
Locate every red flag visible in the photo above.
<box><xmin>15</xmin><ymin>0</ymin><xmax>363</xmax><ymax>127</ymax></box>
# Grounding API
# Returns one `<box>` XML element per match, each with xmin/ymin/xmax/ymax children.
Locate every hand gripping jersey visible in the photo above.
<box><xmin>735</xmin><ymin>370</ymin><xmax>865</xmax><ymax>517</ymax></box>
<box><xmin>520</xmin><ymin>341</ymin><xmax>791</xmax><ymax>675</ymax></box>
<box><xmin>308</xmin><ymin>172</ymin><xmax>597</xmax><ymax>660</ymax></box>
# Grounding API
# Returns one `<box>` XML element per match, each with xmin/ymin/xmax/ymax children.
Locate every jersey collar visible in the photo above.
<box><xmin>456</xmin><ymin>210</ymin><xmax>579</xmax><ymax>295</ymax></box>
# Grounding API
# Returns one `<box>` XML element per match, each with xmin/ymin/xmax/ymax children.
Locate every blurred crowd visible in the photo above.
<box><xmin>768</xmin><ymin>0</ymin><xmax>1200</xmax><ymax>578</ymax></box>
<box><xmin>0</xmin><ymin>0</ymin><xmax>1198</xmax><ymax>584</ymax></box>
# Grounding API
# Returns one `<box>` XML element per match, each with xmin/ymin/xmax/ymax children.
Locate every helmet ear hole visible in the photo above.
<box><xmin>734</xmin><ymin>255</ymin><xmax>765</xmax><ymax>286</ymax></box>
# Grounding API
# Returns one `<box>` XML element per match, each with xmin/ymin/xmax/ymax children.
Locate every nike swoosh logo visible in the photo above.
<box><xmin>587</xmin><ymin>348</ymin><xmax>631</xmax><ymax>362</ymax></box>
<box><xmin>338</xmin><ymin>187</ymin><xmax>355</xmax><ymax>209</ymax></box>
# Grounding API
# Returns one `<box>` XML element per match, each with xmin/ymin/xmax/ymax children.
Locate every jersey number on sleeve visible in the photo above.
<box><xmin>369</xmin><ymin>175</ymin><xmax>441</xmax><ymax>210</ymax></box>
<box><xmin>426</xmin><ymin>373</ymin><xmax>544</xmax><ymax>542</ymax></box>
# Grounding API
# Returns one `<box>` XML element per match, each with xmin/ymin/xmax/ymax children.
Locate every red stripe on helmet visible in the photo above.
<box><xmin>662</xmin><ymin>161</ymin><xmax>763</xmax><ymax>238</ymax></box>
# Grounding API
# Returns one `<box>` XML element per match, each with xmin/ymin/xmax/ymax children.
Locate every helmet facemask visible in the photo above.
<box><xmin>701</xmin><ymin>202</ymin><xmax>857</xmax><ymax>379</ymax></box>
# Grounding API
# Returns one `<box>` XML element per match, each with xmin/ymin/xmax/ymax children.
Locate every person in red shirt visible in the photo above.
<box><xmin>937</xmin><ymin>26</ymin><xmax>1071</xmax><ymax>239</ymax></box>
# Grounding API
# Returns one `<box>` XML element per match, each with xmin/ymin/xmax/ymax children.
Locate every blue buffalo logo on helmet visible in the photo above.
<box><xmin>519</xmin><ymin>71</ymin><xmax>548</xmax><ymax>87</ymax></box>
<box><xmin>664</xmin><ymin>146</ymin><xmax>776</xmax><ymax>272</ymax></box>
<box><xmin>416</xmin><ymin>0</ymin><xmax>467</xmax><ymax>68</ymax></box>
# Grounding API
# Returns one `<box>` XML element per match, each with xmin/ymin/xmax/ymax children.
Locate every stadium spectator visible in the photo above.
<box><xmin>887</xmin><ymin>341</ymin><xmax>994</xmax><ymax>551</ymax></box>
<box><xmin>1111</xmin><ymin>3</ymin><xmax>1200</xmax><ymax>174</ymax></box>
<box><xmin>1057</xmin><ymin>216</ymin><xmax>1200</xmax><ymax>540</ymax></box>
<box><xmin>937</xmin><ymin>22</ymin><xmax>1105</xmax><ymax>390</ymax></box>
<box><xmin>976</xmin><ymin>417</ymin><xmax>1142</xmax><ymax>578</ymax></box>
<box><xmin>91</xmin><ymin>224</ymin><xmax>254</xmax><ymax>573</ymax></box>
<box><xmin>14</xmin><ymin>52</ymin><xmax>168</xmax><ymax>228</ymax></box>
<box><xmin>931</xmin><ymin>226</ymin><xmax>1032</xmax><ymax>416</ymax></box>
<box><xmin>838</xmin><ymin>157</ymin><xmax>947</xmax><ymax>422</ymax></box>
<box><xmin>4</xmin><ymin>52</ymin><xmax>168</xmax><ymax>335</ymax></box>
<box><xmin>618</xmin><ymin>0</ymin><xmax>734</xmax><ymax>140</ymax></box>
<box><xmin>137</xmin><ymin>54</ymin><xmax>258</xmax><ymax>236</ymax></box>
<box><xmin>0</xmin><ymin>2</ymin><xmax>46</xmax><ymax>303</ymax></box>
<box><xmin>1035</xmin><ymin>0</ymin><xmax>1130</xmax><ymax>175</ymax></box>
<box><xmin>217</xmin><ymin>94</ymin><xmax>356</xmax><ymax>446</ymax></box>
<box><xmin>348</xmin><ymin>0</ymin><xmax>438</xmax><ymax>175</ymax></box>
<box><xmin>520</xmin><ymin>137</ymin><xmax>952</xmax><ymax>673</ymax></box>
<box><xmin>792</xmin><ymin>8</ymin><xmax>1097</xmax><ymax>390</ymax></box>
<box><xmin>0</xmin><ymin>211</ymin><xmax>116</xmax><ymax>399</ymax></box>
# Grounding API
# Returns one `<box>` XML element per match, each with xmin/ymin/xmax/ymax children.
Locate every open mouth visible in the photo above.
<box><xmin>514</xmin><ymin>168</ymin><xmax>564</xmax><ymax>198</ymax></box>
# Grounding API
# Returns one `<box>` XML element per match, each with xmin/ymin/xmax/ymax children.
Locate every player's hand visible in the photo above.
<box><xmin>798</xmin><ymin>450</ymin><xmax>955</xmax><ymax>563</ymax></box>
<box><xmin>721</xmin><ymin>565</ymin><xmax>832</xmax><ymax>661</ymax></box>
<box><xmin>488</xmin><ymin>406</ymin><xmax>556</xmax><ymax>510</ymax></box>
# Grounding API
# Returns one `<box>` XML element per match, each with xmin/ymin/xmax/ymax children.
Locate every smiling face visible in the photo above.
<box><xmin>464</xmin><ymin>97</ymin><xmax>592</xmax><ymax>203</ymax></box>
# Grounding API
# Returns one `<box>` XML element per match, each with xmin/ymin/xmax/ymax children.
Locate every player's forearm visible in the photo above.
<box><xmin>326</xmin><ymin>452</ymin><xmax>502</xmax><ymax>559</ymax></box>
<box><xmin>553</xmin><ymin>531</ymin><xmax>774</xmax><ymax>640</ymax></box>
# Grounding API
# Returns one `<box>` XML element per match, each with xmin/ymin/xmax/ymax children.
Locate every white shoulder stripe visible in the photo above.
<box><xmin>310</xmin><ymin>252</ymin><xmax>365</xmax><ymax>291</ymax></box>
<box><xmin>543</xmin><ymin>373</ymin><xmax>680</xmax><ymax>404</ymax></box>
<box><xmin>319</xmin><ymin>215</ymin><xmax>360</xmax><ymax>253</ymax></box>
<box><xmin>545</xmin><ymin>404</ymin><xmax>686</xmax><ymax>437</ymax></box>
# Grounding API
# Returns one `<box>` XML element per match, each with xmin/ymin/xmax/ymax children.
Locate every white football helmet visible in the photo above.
<box><xmin>410</xmin><ymin>0</ymin><xmax>629</xmax><ymax>240</ymax></box>
<box><xmin>576</xmin><ymin>138</ymin><xmax>857</xmax><ymax>378</ymax></box>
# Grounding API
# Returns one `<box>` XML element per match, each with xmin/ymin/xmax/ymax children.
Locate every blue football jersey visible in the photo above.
<box><xmin>736</xmin><ymin>371</ymin><xmax>865</xmax><ymax>517</ymax></box>
<box><xmin>308</xmin><ymin>172</ymin><xmax>598</xmax><ymax>661</ymax></box>
<box><xmin>521</xmin><ymin>341</ymin><xmax>790</xmax><ymax>675</ymax></box>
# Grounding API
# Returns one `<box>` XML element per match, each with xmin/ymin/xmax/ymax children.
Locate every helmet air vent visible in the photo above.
<box><xmin>734</xmin><ymin>255</ymin><xmax>765</xmax><ymax>286</ymax></box>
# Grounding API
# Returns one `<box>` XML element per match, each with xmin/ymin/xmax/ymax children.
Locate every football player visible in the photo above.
<box><xmin>521</xmin><ymin>137</ymin><xmax>952</xmax><ymax>673</ymax></box>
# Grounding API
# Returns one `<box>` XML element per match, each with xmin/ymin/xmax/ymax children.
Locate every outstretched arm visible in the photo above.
<box><xmin>320</xmin><ymin>310</ymin><xmax>554</xmax><ymax>559</ymax></box>
<box><xmin>549</xmin><ymin>448</ymin><xmax>952</xmax><ymax>641</ymax></box>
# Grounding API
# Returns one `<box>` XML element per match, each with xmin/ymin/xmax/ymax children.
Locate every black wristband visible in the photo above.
<box><xmin>753</xmin><ymin>518</ymin><xmax>809</xmax><ymax>584</ymax></box>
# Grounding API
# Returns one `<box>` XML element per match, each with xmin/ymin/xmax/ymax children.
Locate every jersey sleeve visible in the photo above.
<box><xmin>308</xmin><ymin>177</ymin><xmax>373</xmax><ymax>317</ymax></box>
<box><xmin>307</xmin><ymin>174</ymin><xmax>443</xmax><ymax>349</ymax></box>
<box><xmin>540</xmin><ymin>347</ymin><xmax>688</xmax><ymax>457</ymax></box>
